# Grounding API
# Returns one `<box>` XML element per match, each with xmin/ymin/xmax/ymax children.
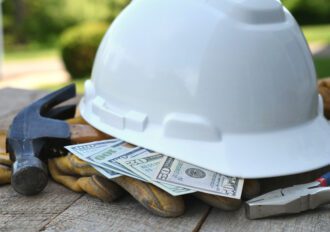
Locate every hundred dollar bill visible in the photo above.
<box><xmin>119</xmin><ymin>153</ymin><xmax>195</xmax><ymax>196</ymax></box>
<box><xmin>65</xmin><ymin>139</ymin><xmax>122</xmax><ymax>179</ymax></box>
<box><xmin>66</xmin><ymin>140</ymin><xmax>147</xmax><ymax>181</ymax></box>
<box><xmin>92</xmin><ymin>164</ymin><xmax>122</xmax><ymax>180</ymax></box>
<box><xmin>153</xmin><ymin>157</ymin><xmax>244</xmax><ymax>199</ymax></box>
<box><xmin>100</xmin><ymin>142</ymin><xmax>150</xmax><ymax>179</ymax></box>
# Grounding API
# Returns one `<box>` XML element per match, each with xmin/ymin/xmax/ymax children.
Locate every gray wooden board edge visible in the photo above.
<box><xmin>199</xmin><ymin>205</ymin><xmax>330</xmax><ymax>232</ymax></box>
<box><xmin>41</xmin><ymin>195</ymin><xmax>211</xmax><ymax>232</ymax></box>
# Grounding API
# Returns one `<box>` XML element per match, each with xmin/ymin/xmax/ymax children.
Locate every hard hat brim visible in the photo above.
<box><xmin>79</xmin><ymin>98</ymin><xmax>330</xmax><ymax>179</ymax></box>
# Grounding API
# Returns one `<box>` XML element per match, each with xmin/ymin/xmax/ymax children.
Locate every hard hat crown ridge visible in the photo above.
<box><xmin>208</xmin><ymin>0</ymin><xmax>286</xmax><ymax>24</ymax></box>
<box><xmin>80</xmin><ymin>0</ymin><xmax>330</xmax><ymax>178</ymax></box>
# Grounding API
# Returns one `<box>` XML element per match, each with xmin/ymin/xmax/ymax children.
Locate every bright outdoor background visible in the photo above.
<box><xmin>0</xmin><ymin>0</ymin><xmax>330</xmax><ymax>93</ymax></box>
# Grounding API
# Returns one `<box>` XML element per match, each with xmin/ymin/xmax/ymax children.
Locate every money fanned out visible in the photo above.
<box><xmin>65</xmin><ymin>139</ymin><xmax>122</xmax><ymax>179</ymax></box>
<box><xmin>153</xmin><ymin>156</ymin><xmax>244</xmax><ymax>199</ymax></box>
<box><xmin>118</xmin><ymin>153</ymin><xmax>195</xmax><ymax>196</ymax></box>
<box><xmin>66</xmin><ymin>139</ymin><xmax>244</xmax><ymax>199</ymax></box>
<box><xmin>66</xmin><ymin>140</ymin><xmax>148</xmax><ymax>181</ymax></box>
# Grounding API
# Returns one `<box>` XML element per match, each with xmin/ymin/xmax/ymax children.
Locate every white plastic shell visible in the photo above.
<box><xmin>80</xmin><ymin>0</ymin><xmax>330</xmax><ymax>178</ymax></box>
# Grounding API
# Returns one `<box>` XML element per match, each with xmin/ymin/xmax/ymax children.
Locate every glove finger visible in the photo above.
<box><xmin>0</xmin><ymin>164</ymin><xmax>11</xmax><ymax>185</ymax></box>
<box><xmin>78</xmin><ymin>175</ymin><xmax>124</xmax><ymax>202</ymax></box>
<box><xmin>52</xmin><ymin>154</ymin><xmax>100</xmax><ymax>176</ymax></box>
<box><xmin>0</xmin><ymin>153</ymin><xmax>12</xmax><ymax>166</ymax></box>
<box><xmin>0</xmin><ymin>131</ymin><xmax>12</xmax><ymax>166</ymax></box>
<box><xmin>0</xmin><ymin>130</ymin><xmax>7</xmax><ymax>154</ymax></box>
<box><xmin>48</xmin><ymin>159</ymin><xmax>84</xmax><ymax>192</ymax></box>
<box><xmin>193</xmin><ymin>192</ymin><xmax>241</xmax><ymax>211</ymax></box>
<box><xmin>113</xmin><ymin>176</ymin><xmax>185</xmax><ymax>217</ymax></box>
<box><xmin>67</xmin><ymin>155</ymin><xmax>101</xmax><ymax>176</ymax></box>
<box><xmin>318</xmin><ymin>79</ymin><xmax>330</xmax><ymax>119</ymax></box>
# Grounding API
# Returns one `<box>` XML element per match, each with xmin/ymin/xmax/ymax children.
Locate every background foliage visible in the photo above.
<box><xmin>2</xmin><ymin>0</ymin><xmax>330</xmax><ymax>48</ymax></box>
<box><xmin>282</xmin><ymin>0</ymin><xmax>330</xmax><ymax>25</ymax></box>
<box><xmin>3</xmin><ymin>0</ymin><xmax>130</xmax><ymax>48</ymax></box>
<box><xmin>2</xmin><ymin>0</ymin><xmax>330</xmax><ymax>83</ymax></box>
<box><xmin>60</xmin><ymin>22</ymin><xmax>108</xmax><ymax>79</ymax></box>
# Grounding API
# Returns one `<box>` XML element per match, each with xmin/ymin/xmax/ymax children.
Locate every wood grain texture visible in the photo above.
<box><xmin>0</xmin><ymin>88</ymin><xmax>46</xmax><ymax>113</ymax></box>
<box><xmin>0</xmin><ymin>88</ymin><xmax>47</xmax><ymax>130</ymax></box>
<box><xmin>200</xmin><ymin>205</ymin><xmax>330</xmax><ymax>232</ymax></box>
<box><xmin>42</xmin><ymin>196</ymin><xmax>210</xmax><ymax>232</ymax></box>
<box><xmin>0</xmin><ymin>87</ymin><xmax>79</xmax><ymax>130</ymax></box>
<box><xmin>0</xmin><ymin>182</ymin><xmax>82</xmax><ymax>232</ymax></box>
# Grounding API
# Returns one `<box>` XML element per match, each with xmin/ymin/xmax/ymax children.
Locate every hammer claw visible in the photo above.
<box><xmin>33</xmin><ymin>84</ymin><xmax>76</xmax><ymax>114</ymax></box>
<box><xmin>45</xmin><ymin>104</ymin><xmax>76</xmax><ymax>121</ymax></box>
<box><xmin>7</xmin><ymin>84</ymin><xmax>77</xmax><ymax>196</ymax></box>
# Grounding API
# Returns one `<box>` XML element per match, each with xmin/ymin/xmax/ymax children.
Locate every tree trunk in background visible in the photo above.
<box><xmin>13</xmin><ymin>0</ymin><xmax>26</xmax><ymax>43</ymax></box>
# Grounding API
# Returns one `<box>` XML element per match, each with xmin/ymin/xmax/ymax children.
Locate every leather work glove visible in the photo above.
<box><xmin>318</xmin><ymin>78</ymin><xmax>330</xmax><ymax>120</ymax></box>
<box><xmin>49</xmin><ymin>152</ymin><xmax>185</xmax><ymax>217</ymax></box>
<box><xmin>48</xmin><ymin>154</ymin><xmax>124</xmax><ymax>202</ymax></box>
<box><xmin>0</xmin><ymin>130</ymin><xmax>11</xmax><ymax>185</ymax></box>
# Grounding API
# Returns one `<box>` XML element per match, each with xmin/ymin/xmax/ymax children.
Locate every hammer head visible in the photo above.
<box><xmin>7</xmin><ymin>84</ymin><xmax>76</xmax><ymax>196</ymax></box>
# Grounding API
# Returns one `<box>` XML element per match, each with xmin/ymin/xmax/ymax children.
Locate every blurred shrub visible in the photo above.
<box><xmin>60</xmin><ymin>22</ymin><xmax>108</xmax><ymax>79</ymax></box>
<box><xmin>282</xmin><ymin>0</ymin><xmax>330</xmax><ymax>25</ymax></box>
<box><xmin>3</xmin><ymin>0</ymin><xmax>130</xmax><ymax>46</ymax></box>
<box><xmin>108</xmin><ymin>0</ymin><xmax>131</xmax><ymax>21</ymax></box>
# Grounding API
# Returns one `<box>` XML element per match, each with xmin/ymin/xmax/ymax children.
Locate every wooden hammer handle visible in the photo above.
<box><xmin>69</xmin><ymin>124</ymin><xmax>113</xmax><ymax>144</ymax></box>
<box><xmin>0</xmin><ymin>131</ymin><xmax>7</xmax><ymax>154</ymax></box>
<box><xmin>0</xmin><ymin>125</ymin><xmax>112</xmax><ymax>154</ymax></box>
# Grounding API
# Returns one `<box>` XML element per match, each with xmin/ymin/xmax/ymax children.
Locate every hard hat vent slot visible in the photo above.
<box><xmin>318</xmin><ymin>94</ymin><xmax>324</xmax><ymax>116</ymax></box>
<box><xmin>92</xmin><ymin>97</ymin><xmax>125</xmax><ymax>129</ymax></box>
<box><xmin>207</xmin><ymin>0</ymin><xmax>285</xmax><ymax>24</ymax></box>
<box><xmin>91</xmin><ymin>97</ymin><xmax>148</xmax><ymax>132</ymax></box>
<box><xmin>163</xmin><ymin>113</ymin><xmax>221</xmax><ymax>141</ymax></box>
<box><xmin>125</xmin><ymin>111</ymin><xmax>148</xmax><ymax>132</ymax></box>
<box><xmin>84</xmin><ymin>80</ymin><xmax>95</xmax><ymax>103</ymax></box>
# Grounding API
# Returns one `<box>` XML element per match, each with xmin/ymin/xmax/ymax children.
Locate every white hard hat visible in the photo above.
<box><xmin>80</xmin><ymin>0</ymin><xmax>330</xmax><ymax>178</ymax></box>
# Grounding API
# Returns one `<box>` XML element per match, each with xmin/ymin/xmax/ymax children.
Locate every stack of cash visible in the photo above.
<box><xmin>66</xmin><ymin>139</ymin><xmax>244</xmax><ymax>199</ymax></box>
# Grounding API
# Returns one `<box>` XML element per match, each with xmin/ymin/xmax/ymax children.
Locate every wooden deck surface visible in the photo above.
<box><xmin>1</xmin><ymin>88</ymin><xmax>330</xmax><ymax>232</ymax></box>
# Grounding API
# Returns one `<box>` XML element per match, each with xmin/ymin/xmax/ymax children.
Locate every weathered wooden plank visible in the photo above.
<box><xmin>42</xmin><ymin>196</ymin><xmax>210</xmax><ymax>232</ymax></box>
<box><xmin>0</xmin><ymin>88</ymin><xmax>47</xmax><ymax>117</ymax></box>
<box><xmin>0</xmin><ymin>88</ymin><xmax>47</xmax><ymax>130</ymax></box>
<box><xmin>0</xmin><ymin>182</ymin><xmax>82</xmax><ymax>232</ymax></box>
<box><xmin>200</xmin><ymin>205</ymin><xmax>330</xmax><ymax>232</ymax></box>
<box><xmin>0</xmin><ymin>87</ymin><xmax>79</xmax><ymax>130</ymax></box>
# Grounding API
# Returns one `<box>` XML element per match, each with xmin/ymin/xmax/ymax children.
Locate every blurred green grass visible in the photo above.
<box><xmin>39</xmin><ymin>78</ymin><xmax>86</xmax><ymax>94</ymax></box>
<box><xmin>302</xmin><ymin>24</ymin><xmax>330</xmax><ymax>44</ymax></box>
<box><xmin>4</xmin><ymin>47</ymin><xmax>59</xmax><ymax>62</ymax></box>
<box><xmin>315</xmin><ymin>57</ymin><xmax>330</xmax><ymax>79</ymax></box>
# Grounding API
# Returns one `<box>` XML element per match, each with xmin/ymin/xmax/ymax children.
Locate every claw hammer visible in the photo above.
<box><xmin>6</xmin><ymin>84</ymin><xmax>110</xmax><ymax>196</ymax></box>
